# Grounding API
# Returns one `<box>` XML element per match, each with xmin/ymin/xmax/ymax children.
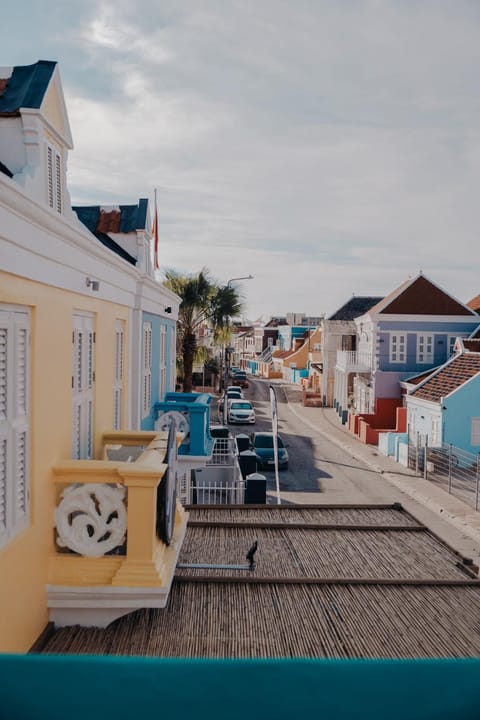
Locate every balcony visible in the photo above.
<box><xmin>336</xmin><ymin>350</ymin><xmax>372</xmax><ymax>373</ymax></box>
<box><xmin>47</xmin><ymin>430</ymin><xmax>188</xmax><ymax>628</ymax></box>
<box><xmin>153</xmin><ymin>392</ymin><xmax>214</xmax><ymax>459</ymax></box>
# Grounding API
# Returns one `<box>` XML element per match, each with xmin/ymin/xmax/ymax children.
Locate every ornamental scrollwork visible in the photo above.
<box><xmin>55</xmin><ymin>483</ymin><xmax>127</xmax><ymax>557</ymax></box>
<box><xmin>156</xmin><ymin>410</ymin><xmax>190</xmax><ymax>434</ymax></box>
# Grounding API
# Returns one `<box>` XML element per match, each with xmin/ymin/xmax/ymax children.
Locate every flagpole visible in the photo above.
<box><xmin>152</xmin><ymin>188</ymin><xmax>159</xmax><ymax>271</ymax></box>
<box><xmin>269</xmin><ymin>384</ymin><xmax>281</xmax><ymax>505</ymax></box>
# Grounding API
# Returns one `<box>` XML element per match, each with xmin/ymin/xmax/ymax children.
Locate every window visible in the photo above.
<box><xmin>72</xmin><ymin>314</ymin><xmax>95</xmax><ymax>459</ymax></box>
<box><xmin>159</xmin><ymin>325</ymin><xmax>167</xmax><ymax>401</ymax></box>
<box><xmin>0</xmin><ymin>306</ymin><xmax>30</xmax><ymax>549</ymax></box>
<box><xmin>471</xmin><ymin>418</ymin><xmax>480</xmax><ymax>446</ymax></box>
<box><xmin>448</xmin><ymin>336</ymin><xmax>457</xmax><ymax>357</ymax></box>
<box><xmin>417</xmin><ymin>334</ymin><xmax>433</xmax><ymax>364</ymax></box>
<box><xmin>142</xmin><ymin>322</ymin><xmax>152</xmax><ymax>418</ymax></box>
<box><xmin>313</xmin><ymin>343</ymin><xmax>321</xmax><ymax>351</ymax></box>
<box><xmin>390</xmin><ymin>334</ymin><xmax>406</xmax><ymax>363</ymax></box>
<box><xmin>113</xmin><ymin>320</ymin><xmax>125</xmax><ymax>430</ymax></box>
<box><xmin>46</xmin><ymin>143</ymin><xmax>63</xmax><ymax>213</ymax></box>
<box><xmin>431</xmin><ymin>416</ymin><xmax>441</xmax><ymax>447</ymax></box>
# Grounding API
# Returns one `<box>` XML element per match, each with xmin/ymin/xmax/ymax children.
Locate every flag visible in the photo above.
<box><xmin>152</xmin><ymin>189</ymin><xmax>159</xmax><ymax>270</ymax></box>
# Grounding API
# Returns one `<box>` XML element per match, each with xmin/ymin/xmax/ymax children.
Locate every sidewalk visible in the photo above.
<box><xmin>276</xmin><ymin>381</ymin><xmax>480</xmax><ymax>566</ymax></box>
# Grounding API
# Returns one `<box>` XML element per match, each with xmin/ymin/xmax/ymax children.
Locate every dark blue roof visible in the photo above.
<box><xmin>0</xmin><ymin>60</ymin><xmax>57</xmax><ymax>115</ymax></box>
<box><xmin>73</xmin><ymin>200</ymin><xmax>148</xmax><ymax>233</ymax></box>
<box><xmin>0</xmin><ymin>160</ymin><xmax>13</xmax><ymax>178</ymax></box>
<box><xmin>328</xmin><ymin>296</ymin><xmax>384</xmax><ymax>321</ymax></box>
<box><xmin>74</xmin><ymin>201</ymin><xmax>150</xmax><ymax>266</ymax></box>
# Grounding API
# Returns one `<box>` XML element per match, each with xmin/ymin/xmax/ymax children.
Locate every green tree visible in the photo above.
<box><xmin>164</xmin><ymin>268</ymin><xmax>242</xmax><ymax>393</ymax></box>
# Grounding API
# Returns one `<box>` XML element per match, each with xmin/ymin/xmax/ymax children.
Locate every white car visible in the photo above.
<box><xmin>225</xmin><ymin>386</ymin><xmax>244</xmax><ymax>399</ymax></box>
<box><xmin>227</xmin><ymin>399</ymin><xmax>256</xmax><ymax>424</ymax></box>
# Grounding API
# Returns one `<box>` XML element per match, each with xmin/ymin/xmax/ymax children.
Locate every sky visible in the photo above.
<box><xmin>3</xmin><ymin>1</ymin><xmax>480</xmax><ymax>320</ymax></box>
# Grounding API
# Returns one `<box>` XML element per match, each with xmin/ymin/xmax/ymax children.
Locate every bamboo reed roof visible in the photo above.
<box><xmin>39</xmin><ymin>504</ymin><xmax>480</xmax><ymax>659</ymax></box>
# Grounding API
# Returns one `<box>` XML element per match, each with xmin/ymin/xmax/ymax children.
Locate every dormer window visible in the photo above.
<box><xmin>46</xmin><ymin>143</ymin><xmax>62</xmax><ymax>213</ymax></box>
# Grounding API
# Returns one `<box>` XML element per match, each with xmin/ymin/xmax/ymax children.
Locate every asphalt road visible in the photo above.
<box><xmin>218</xmin><ymin>376</ymin><xmax>390</xmax><ymax>502</ymax></box>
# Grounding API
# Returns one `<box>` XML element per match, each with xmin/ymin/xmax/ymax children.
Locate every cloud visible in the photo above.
<box><xmin>7</xmin><ymin>0</ymin><xmax>479</xmax><ymax>319</ymax></box>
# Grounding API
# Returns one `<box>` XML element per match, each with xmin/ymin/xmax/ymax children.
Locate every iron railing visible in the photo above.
<box><xmin>408</xmin><ymin>436</ymin><xmax>480</xmax><ymax>511</ymax></box>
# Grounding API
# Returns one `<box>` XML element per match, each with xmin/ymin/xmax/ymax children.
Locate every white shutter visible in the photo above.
<box><xmin>471</xmin><ymin>418</ymin><xmax>480</xmax><ymax>446</ymax></box>
<box><xmin>0</xmin><ymin>436</ymin><xmax>7</xmax><ymax>536</ymax></box>
<box><xmin>0</xmin><ymin>307</ymin><xmax>30</xmax><ymax>549</ymax></box>
<box><xmin>55</xmin><ymin>152</ymin><xmax>62</xmax><ymax>213</ymax></box>
<box><xmin>47</xmin><ymin>146</ymin><xmax>54</xmax><ymax>209</ymax></box>
<box><xmin>159</xmin><ymin>325</ymin><xmax>166</xmax><ymax>400</ymax></box>
<box><xmin>46</xmin><ymin>143</ymin><xmax>63</xmax><ymax>213</ymax></box>
<box><xmin>72</xmin><ymin>315</ymin><xmax>95</xmax><ymax>459</ymax></box>
<box><xmin>142</xmin><ymin>322</ymin><xmax>152</xmax><ymax>418</ymax></box>
<box><xmin>113</xmin><ymin>321</ymin><xmax>125</xmax><ymax>430</ymax></box>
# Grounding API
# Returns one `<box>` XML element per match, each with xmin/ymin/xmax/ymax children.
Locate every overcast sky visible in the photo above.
<box><xmin>4</xmin><ymin>1</ymin><xmax>480</xmax><ymax>320</ymax></box>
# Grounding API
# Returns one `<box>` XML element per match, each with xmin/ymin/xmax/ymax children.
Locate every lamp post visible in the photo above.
<box><xmin>221</xmin><ymin>275</ymin><xmax>254</xmax><ymax>424</ymax></box>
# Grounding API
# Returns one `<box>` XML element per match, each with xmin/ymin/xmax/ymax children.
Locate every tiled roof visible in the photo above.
<box><xmin>470</xmin><ymin>326</ymin><xmax>480</xmax><ymax>340</ymax></box>
<box><xmin>328</xmin><ymin>296</ymin><xmax>384</xmax><ymax>321</ymax></box>
<box><xmin>272</xmin><ymin>349</ymin><xmax>292</xmax><ymax>359</ymax></box>
<box><xmin>411</xmin><ymin>352</ymin><xmax>480</xmax><ymax>402</ymax></box>
<box><xmin>463</xmin><ymin>339</ymin><xmax>480</xmax><ymax>352</ymax></box>
<box><xmin>467</xmin><ymin>295</ymin><xmax>480</xmax><ymax>312</ymax></box>
<box><xmin>369</xmin><ymin>274</ymin><xmax>477</xmax><ymax>316</ymax></box>
<box><xmin>0</xmin><ymin>60</ymin><xmax>56</xmax><ymax>115</ymax></box>
<box><xmin>402</xmin><ymin>367</ymin><xmax>441</xmax><ymax>386</ymax></box>
<box><xmin>39</xmin><ymin>504</ymin><xmax>480</xmax><ymax>659</ymax></box>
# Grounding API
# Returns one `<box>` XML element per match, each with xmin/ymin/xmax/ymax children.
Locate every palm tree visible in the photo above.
<box><xmin>164</xmin><ymin>268</ymin><xmax>243</xmax><ymax>393</ymax></box>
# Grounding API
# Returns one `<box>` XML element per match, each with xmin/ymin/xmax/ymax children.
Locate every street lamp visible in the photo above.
<box><xmin>227</xmin><ymin>274</ymin><xmax>254</xmax><ymax>287</ymax></box>
<box><xmin>225</xmin><ymin>275</ymin><xmax>254</xmax><ymax>371</ymax></box>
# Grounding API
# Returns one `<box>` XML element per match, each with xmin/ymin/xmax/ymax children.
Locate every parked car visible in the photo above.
<box><xmin>251</xmin><ymin>432</ymin><xmax>289</xmax><ymax>469</ymax></box>
<box><xmin>209</xmin><ymin>425</ymin><xmax>231</xmax><ymax>439</ymax></box>
<box><xmin>227</xmin><ymin>399</ymin><xmax>256</xmax><ymax>424</ymax></box>
<box><xmin>226</xmin><ymin>386</ymin><xmax>244</xmax><ymax>398</ymax></box>
<box><xmin>231</xmin><ymin>371</ymin><xmax>249</xmax><ymax>388</ymax></box>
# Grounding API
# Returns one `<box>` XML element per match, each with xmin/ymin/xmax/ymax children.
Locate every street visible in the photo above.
<box><xmin>218</xmin><ymin>376</ymin><xmax>403</xmax><ymax>504</ymax></box>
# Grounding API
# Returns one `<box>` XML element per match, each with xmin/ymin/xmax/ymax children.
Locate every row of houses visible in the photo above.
<box><xmin>0</xmin><ymin>60</ymin><xmax>201</xmax><ymax>651</ymax></box>
<box><xmin>235</xmin><ymin>274</ymin><xmax>480</xmax><ymax>456</ymax></box>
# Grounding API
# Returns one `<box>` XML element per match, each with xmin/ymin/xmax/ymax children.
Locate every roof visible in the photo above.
<box><xmin>0</xmin><ymin>60</ymin><xmax>56</xmax><ymax>115</ymax></box>
<box><xmin>463</xmin><ymin>339</ymin><xmax>480</xmax><ymax>352</ymax></box>
<box><xmin>467</xmin><ymin>295</ymin><xmax>480</xmax><ymax>312</ymax></box>
<box><xmin>411</xmin><ymin>352</ymin><xmax>480</xmax><ymax>402</ymax></box>
<box><xmin>74</xmin><ymin>201</ymin><xmax>149</xmax><ymax>266</ymax></box>
<box><xmin>402</xmin><ymin>366</ymin><xmax>441</xmax><ymax>386</ymax></box>
<box><xmin>368</xmin><ymin>274</ymin><xmax>477</xmax><ymax>316</ymax></box>
<box><xmin>39</xmin><ymin>503</ymin><xmax>480</xmax><ymax>659</ymax></box>
<box><xmin>0</xmin><ymin>160</ymin><xmax>13</xmax><ymax>178</ymax></box>
<box><xmin>328</xmin><ymin>296</ymin><xmax>384</xmax><ymax>321</ymax></box>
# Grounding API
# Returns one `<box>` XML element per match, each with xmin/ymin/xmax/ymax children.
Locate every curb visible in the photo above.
<box><xmin>282</xmin><ymin>387</ymin><xmax>480</xmax><ymax>552</ymax></box>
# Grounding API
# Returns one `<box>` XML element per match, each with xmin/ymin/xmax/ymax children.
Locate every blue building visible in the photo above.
<box><xmin>406</xmin><ymin>340</ymin><xmax>480</xmax><ymax>454</ymax></box>
<box><xmin>334</xmin><ymin>273</ymin><xmax>479</xmax><ymax>428</ymax></box>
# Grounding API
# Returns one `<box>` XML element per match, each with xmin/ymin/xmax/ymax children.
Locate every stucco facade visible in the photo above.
<box><xmin>0</xmin><ymin>61</ymin><xmax>180</xmax><ymax>651</ymax></box>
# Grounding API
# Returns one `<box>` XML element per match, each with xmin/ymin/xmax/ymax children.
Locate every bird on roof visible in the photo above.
<box><xmin>246</xmin><ymin>540</ymin><xmax>258</xmax><ymax>569</ymax></box>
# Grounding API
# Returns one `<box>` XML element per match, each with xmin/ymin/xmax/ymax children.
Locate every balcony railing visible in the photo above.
<box><xmin>48</xmin><ymin>430</ymin><xmax>188</xmax><ymax>627</ymax></box>
<box><xmin>336</xmin><ymin>350</ymin><xmax>372</xmax><ymax>372</ymax></box>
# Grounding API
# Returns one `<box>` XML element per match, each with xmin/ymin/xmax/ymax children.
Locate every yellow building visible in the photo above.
<box><xmin>0</xmin><ymin>61</ymin><xmax>182</xmax><ymax>652</ymax></box>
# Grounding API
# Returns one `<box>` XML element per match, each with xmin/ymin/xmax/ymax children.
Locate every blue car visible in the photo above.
<box><xmin>252</xmin><ymin>432</ymin><xmax>289</xmax><ymax>470</ymax></box>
